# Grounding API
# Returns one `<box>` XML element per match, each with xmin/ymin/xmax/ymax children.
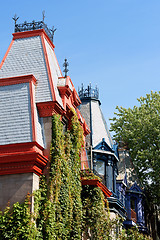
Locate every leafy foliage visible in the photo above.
<box><xmin>118</xmin><ymin>227</ymin><xmax>152</xmax><ymax>240</ymax></box>
<box><xmin>82</xmin><ymin>185</ymin><xmax>112</xmax><ymax>240</ymax></box>
<box><xmin>0</xmin><ymin>195</ymin><xmax>37</xmax><ymax>239</ymax></box>
<box><xmin>110</xmin><ymin>91</ymin><xmax>160</xmax><ymax>205</ymax></box>
<box><xmin>0</xmin><ymin>112</ymin><xmax>152</xmax><ymax>239</ymax></box>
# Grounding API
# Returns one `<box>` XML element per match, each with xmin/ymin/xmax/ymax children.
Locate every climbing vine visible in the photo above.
<box><xmin>0</xmin><ymin>111</ymin><xmax>152</xmax><ymax>240</ymax></box>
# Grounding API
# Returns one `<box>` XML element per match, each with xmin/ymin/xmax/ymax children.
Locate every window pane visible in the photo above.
<box><xmin>95</xmin><ymin>160</ymin><xmax>105</xmax><ymax>175</ymax></box>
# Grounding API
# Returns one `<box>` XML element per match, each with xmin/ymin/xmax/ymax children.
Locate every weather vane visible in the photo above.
<box><xmin>63</xmin><ymin>58</ymin><xmax>69</xmax><ymax>78</ymax></box>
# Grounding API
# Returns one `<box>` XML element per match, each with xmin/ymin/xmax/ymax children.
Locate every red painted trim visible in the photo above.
<box><xmin>0</xmin><ymin>141</ymin><xmax>44</xmax><ymax>155</ymax></box>
<box><xmin>13</xmin><ymin>29</ymin><xmax>43</xmax><ymax>40</ymax></box>
<box><xmin>58</xmin><ymin>86</ymin><xmax>72</xmax><ymax>98</ymax></box>
<box><xmin>53</xmin><ymin>50</ymin><xmax>63</xmax><ymax>77</ymax></box>
<box><xmin>37</xmin><ymin>101</ymin><xmax>64</xmax><ymax>117</ymax></box>
<box><xmin>81</xmin><ymin>179</ymin><xmax>112</xmax><ymax>198</ymax></box>
<box><xmin>41</xmin><ymin>31</ymin><xmax>55</xmax><ymax>50</ymax></box>
<box><xmin>41</xmin><ymin>34</ymin><xmax>56</xmax><ymax>102</ymax></box>
<box><xmin>0</xmin><ymin>75</ymin><xmax>37</xmax><ymax>86</ymax></box>
<box><xmin>0</xmin><ymin>40</ymin><xmax>14</xmax><ymax>69</ymax></box>
<box><xmin>12</xmin><ymin>29</ymin><xmax>55</xmax><ymax>48</ymax></box>
<box><xmin>0</xmin><ymin>142</ymin><xmax>48</xmax><ymax>176</ymax></box>
<box><xmin>29</xmin><ymin>81</ymin><xmax>37</xmax><ymax>142</ymax></box>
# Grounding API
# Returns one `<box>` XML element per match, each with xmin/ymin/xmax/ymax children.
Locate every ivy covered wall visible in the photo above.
<box><xmin>0</xmin><ymin>113</ymin><xmax>152</xmax><ymax>240</ymax></box>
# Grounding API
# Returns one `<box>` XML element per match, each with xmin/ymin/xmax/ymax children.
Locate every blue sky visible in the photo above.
<box><xmin>0</xmin><ymin>0</ymin><xmax>160</xmax><ymax>128</ymax></box>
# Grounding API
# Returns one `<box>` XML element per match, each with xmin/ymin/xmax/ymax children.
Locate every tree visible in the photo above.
<box><xmin>110</xmin><ymin>91</ymin><xmax>160</xmax><ymax>239</ymax></box>
<box><xmin>110</xmin><ymin>91</ymin><xmax>160</xmax><ymax>204</ymax></box>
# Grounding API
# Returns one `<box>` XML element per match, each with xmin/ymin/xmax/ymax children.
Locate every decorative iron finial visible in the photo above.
<box><xmin>51</xmin><ymin>26</ymin><xmax>57</xmax><ymax>41</ymax></box>
<box><xmin>42</xmin><ymin>10</ymin><xmax>45</xmax><ymax>22</ymax></box>
<box><xmin>63</xmin><ymin>58</ymin><xmax>69</xmax><ymax>78</ymax></box>
<box><xmin>12</xmin><ymin>14</ymin><xmax>19</xmax><ymax>24</ymax></box>
<box><xmin>12</xmin><ymin>14</ymin><xmax>19</xmax><ymax>31</ymax></box>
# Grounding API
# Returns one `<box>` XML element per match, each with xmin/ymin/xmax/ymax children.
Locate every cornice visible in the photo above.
<box><xmin>0</xmin><ymin>142</ymin><xmax>48</xmax><ymax>176</ymax></box>
<box><xmin>81</xmin><ymin>178</ymin><xmax>112</xmax><ymax>198</ymax></box>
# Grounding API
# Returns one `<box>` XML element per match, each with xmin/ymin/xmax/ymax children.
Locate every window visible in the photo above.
<box><xmin>131</xmin><ymin>198</ymin><xmax>136</xmax><ymax>211</ymax></box>
<box><xmin>95</xmin><ymin>160</ymin><xmax>105</xmax><ymax>176</ymax></box>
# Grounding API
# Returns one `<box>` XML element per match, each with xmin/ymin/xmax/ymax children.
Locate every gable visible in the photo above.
<box><xmin>94</xmin><ymin>139</ymin><xmax>114</xmax><ymax>152</ymax></box>
<box><xmin>130</xmin><ymin>182</ymin><xmax>142</xmax><ymax>192</ymax></box>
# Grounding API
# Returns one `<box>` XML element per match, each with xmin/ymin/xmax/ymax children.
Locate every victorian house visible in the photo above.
<box><xmin>78</xmin><ymin>84</ymin><xmax>147</xmax><ymax>232</ymax></box>
<box><xmin>0</xmin><ymin>19</ymin><xmax>94</xmax><ymax>211</ymax></box>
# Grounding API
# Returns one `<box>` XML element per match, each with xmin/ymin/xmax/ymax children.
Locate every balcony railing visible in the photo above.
<box><xmin>116</xmin><ymin>190</ymin><xmax>126</xmax><ymax>207</ymax></box>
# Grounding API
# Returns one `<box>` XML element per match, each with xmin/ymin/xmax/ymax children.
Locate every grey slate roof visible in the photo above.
<box><xmin>0</xmin><ymin>83</ymin><xmax>32</xmax><ymax>145</ymax></box>
<box><xmin>0</xmin><ymin>35</ymin><xmax>63</xmax><ymax>107</ymax></box>
<box><xmin>91</xmin><ymin>100</ymin><xmax>113</xmax><ymax>148</ymax></box>
<box><xmin>79</xmin><ymin>98</ymin><xmax>113</xmax><ymax>149</ymax></box>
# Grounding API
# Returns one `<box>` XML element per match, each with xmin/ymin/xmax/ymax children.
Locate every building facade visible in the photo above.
<box><xmin>0</xmin><ymin>19</ymin><xmax>91</xmax><ymax>211</ymax></box>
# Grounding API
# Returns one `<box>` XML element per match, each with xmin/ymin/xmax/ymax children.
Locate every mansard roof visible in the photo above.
<box><xmin>0</xmin><ymin>27</ymin><xmax>89</xmax><ymax>146</ymax></box>
<box><xmin>0</xmin><ymin>29</ymin><xmax>63</xmax><ymax>107</ymax></box>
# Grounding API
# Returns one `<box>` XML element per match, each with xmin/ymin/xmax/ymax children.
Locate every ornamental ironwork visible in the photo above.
<box><xmin>78</xmin><ymin>83</ymin><xmax>99</xmax><ymax>100</ymax></box>
<box><xmin>63</xmin><ymin>58</ymin><xmax>69</xmax><ymax>78</ymax></box>
<box><xmin>12</xmin><ymin>13</ymin><xmax>56</xmax><ymax>42</ymax></box>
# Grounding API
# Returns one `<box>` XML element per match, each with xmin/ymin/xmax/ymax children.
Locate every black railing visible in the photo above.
<box><xmin>116</xmin><ymin>190</ymin><xmax>126</xmax><ymax>207</ymax></box>
<box><xmin>14</xmin><ymin>20</ymin><xmax>55</xmax><ymax>42</ymax></box>
<box><xmin>78</xmin><ymin>84</ymin><xmax>99</xmax><ymax>100</ymax></box>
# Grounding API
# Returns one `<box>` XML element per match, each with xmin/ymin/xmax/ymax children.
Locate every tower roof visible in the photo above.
<box><xmin>78</xmin><ymin>84</ymin><xmax>113</xmax><ymax>149</ymax></box>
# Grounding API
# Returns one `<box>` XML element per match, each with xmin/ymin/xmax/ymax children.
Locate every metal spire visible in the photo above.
<box><xmin>63</xmin><ymin>58</ymin><xmax>69</xmax><ymax>78</ymax></box>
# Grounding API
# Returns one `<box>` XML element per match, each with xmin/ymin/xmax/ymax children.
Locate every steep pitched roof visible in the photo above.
<box><xmin>0</xmin><ymin>29</ymin><xmax>63</xmax><ymax>107</ymax></box>
<box><xmin>90</xmin><ymin>100</ymin><xmax>113</xmax><ymax>148</ymax></box>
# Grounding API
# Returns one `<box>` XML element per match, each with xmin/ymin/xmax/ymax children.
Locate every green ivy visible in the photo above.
<box><xmin>0</xmin><ymin>112</ymin><xmax>152</xmax><ymax>240</ymax></box>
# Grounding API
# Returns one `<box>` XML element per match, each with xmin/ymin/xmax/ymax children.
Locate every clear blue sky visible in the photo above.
<box><xmin>0</xmin><ymin>0</ymin><xmax>160</xmax><ymax>128</ymax></box>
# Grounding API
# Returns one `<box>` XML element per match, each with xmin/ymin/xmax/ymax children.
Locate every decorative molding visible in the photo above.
<box><xmin>0</xmin><ymin>142</ymin><xmax>48</xmax><ymax>176</ymax></box>
<box><xmin>0</xmin><ymin>74</ymin><xmax>37</xmax><ymax>86</ymax></box>
<box><xmin>13</xmin><ymin>29</ymin><xmax>55</xmax><ymax>49</ymax></box>
<box><xmin>81</xmin><ymin>179</ymin><xmax>112</xmax><ymax>198</ymax></box>
<box><xmin>41</xmin><ymin>33</ymin><xmax>56</xmax><ymax>101</ymax></box>
<box><xmin>37</xmin><ymin>101</ymin><xmax>64</xmax><ymax>117</ymax></box>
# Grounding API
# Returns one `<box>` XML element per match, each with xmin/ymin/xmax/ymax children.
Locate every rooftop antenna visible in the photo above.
<box><xmin>63</xmin><ymin>58</ymin><xmax>69</xmax><ymax>78</ymax></box>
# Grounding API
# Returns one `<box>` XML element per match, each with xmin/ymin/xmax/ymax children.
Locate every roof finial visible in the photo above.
<box><xmin>12</xmin><ymin>14</ymin><xmax>19</xmax><ymax>30</ymax></box>
<box><xmin>42</xmin><ymin>10</ymin><xmax>45</xmax><ymax>22</ymax></box>
<box><xmin>63</xmin><ymin>58</ymin><xmax>69</xmax><ymax>78</ymax></box>
<box><xmin>51</xmin><ymin>26</ymin><xmax>57</xmax><ymax>41</ymax></box>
